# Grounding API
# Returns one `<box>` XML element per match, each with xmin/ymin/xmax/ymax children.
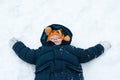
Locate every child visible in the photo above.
<box><xmin>10</xmin><ymin>24</ymin><xmax>111</xmax><ymax>80</ymax></box>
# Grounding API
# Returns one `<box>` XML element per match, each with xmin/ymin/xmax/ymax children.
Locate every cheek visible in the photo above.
<box><xmin>50</xmin><ymin>39</ymin><xmax>54</xmax><ymax>41</ymax></box>
<box><xmin>58</xmin><ymin>39</ymin><xmax>62</xmax><ymax>42</ymax></box>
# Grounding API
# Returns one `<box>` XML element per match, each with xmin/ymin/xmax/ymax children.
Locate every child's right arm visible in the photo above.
<box><xmin>10</xmin><ymin>38</ymin><xmax>40</xmax><ymax>65</ymax></box>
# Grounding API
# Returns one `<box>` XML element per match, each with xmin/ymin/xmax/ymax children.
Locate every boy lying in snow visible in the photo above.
<box><xmin>10</xmin><ymin>24</ymin><xmax>111</xmax><ymax>80</ymax></box>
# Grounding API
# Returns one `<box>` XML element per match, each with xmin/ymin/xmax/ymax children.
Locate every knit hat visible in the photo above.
<box><xmin>45</xmin><ymin>27</ymin><xmax>70</xmax><ymax>42</ymax></box>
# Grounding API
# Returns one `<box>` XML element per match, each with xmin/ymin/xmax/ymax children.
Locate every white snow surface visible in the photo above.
<box><xmin>0</xmin><ymin>0</ymin><xmax>120</xmax><ymax>80</ymax></box>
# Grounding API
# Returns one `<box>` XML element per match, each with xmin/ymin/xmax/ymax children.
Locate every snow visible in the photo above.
<box><xmin>0</xmin><ymin>0</ymin><xmax>120</xmax><ymax>80</ymax></box>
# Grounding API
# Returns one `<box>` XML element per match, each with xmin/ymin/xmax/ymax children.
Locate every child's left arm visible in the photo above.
<box><xmin>73</xmin><ymin>41</ymin><xmax>111</xmax><ymax>63</ymax></box>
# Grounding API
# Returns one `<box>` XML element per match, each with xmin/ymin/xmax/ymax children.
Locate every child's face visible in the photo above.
<box><xmin>49</xmin><ymin>35</ymin><xmax>62</xmax><ymax>45</ymax></box>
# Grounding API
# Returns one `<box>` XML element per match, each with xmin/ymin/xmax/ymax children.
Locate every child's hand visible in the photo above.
<box><xmin>9</xmin><ymin>37</ymin><xmax>19</xmax><ymax>47</ymax></box>
<box><xmin>100</xmin><ymin>41</ymin><xmax>111</xmax><ymax>51</ymax></box>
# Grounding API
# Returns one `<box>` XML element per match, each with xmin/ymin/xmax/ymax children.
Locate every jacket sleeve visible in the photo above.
<box><xmin>12</xmin><ymin>41</ymin><xmax>38</xmax><ymax>64</ymax></box>
<box><xmin>74</xmin><ymin>44</ymin><xmax>104</xmax><ymax>63</ymax></box>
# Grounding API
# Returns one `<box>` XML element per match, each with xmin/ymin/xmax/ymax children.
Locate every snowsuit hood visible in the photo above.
<box><xmin>40</xmin><ymin>24</ymin><xmax>73</xmax><ymax>46</ymax></box>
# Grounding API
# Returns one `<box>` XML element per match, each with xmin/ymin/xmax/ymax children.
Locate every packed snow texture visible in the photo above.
<box><xmin>0</xmin><ymin>0</ymin><xmax>120</xmax><ymax>80</ymax></box>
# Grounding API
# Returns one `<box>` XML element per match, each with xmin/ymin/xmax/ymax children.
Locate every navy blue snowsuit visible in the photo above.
<box><xmin>12</xmin><ymin>24</ymin><xmax>104</xmax><ymax>80</ymax></box>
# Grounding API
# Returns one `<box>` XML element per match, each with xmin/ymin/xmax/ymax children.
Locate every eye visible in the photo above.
<box><xmin>57</xmin><ymin>37</ymin><xmax>61</xmax><ymax>39</ymax></box>
<box><xmin>50</xmin><ymin>37</ymin><xmax>54</xmax><ymax>40</ymax></box>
